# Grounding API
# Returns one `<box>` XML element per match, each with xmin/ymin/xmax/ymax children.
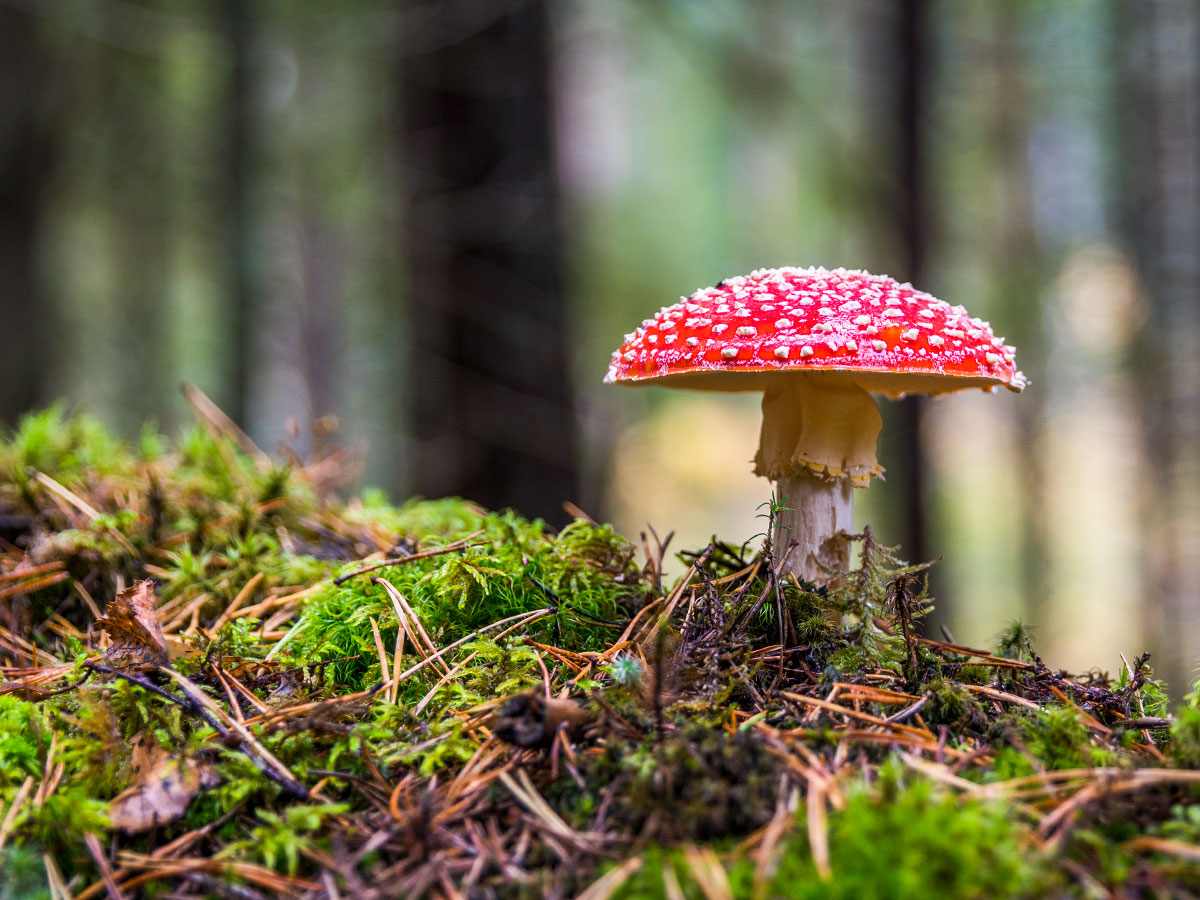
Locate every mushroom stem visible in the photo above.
<box><xmin>753</xmin><ymin>373</ymin><xmax>884</xmax><ymax>485</ymax></box>
<box><xmin>754</xmin><ymin>373</ymin><xmax>880</xmax><ymax>584</ymax></box>
<box><xmin>773</xmin><ymin>471</ymin><xmax>853</xmax><ymax>583</ymax></box>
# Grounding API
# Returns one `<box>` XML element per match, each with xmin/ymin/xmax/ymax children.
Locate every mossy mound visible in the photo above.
<box><xmin>0</xmin><ymin>404</ymin><xmax>1198</xmax><ymax>899</ymax></box>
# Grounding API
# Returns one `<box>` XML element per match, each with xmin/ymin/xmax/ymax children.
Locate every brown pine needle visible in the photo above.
<box><xmin>682</xmin><ymin>844</ymin><xmax>734</xmax><ymax>900</ymax></box>
<box><xmin>369</xmin><ymin>615</ymin><xmax>390</xmax><ymax>688</ymax></box>
<box><xmin>389</xmin><ymin>622</ymin><xmax>406</xmax><ymax>705</ymax></box>
<box><xmin>0</xmin><ymin>570</ymin><xmax>70</xmax><ymax>604</ymax></box>
<box><xmin>373</xmin><ymin>578</ymin><xmax>450</xmax><ymax>676</ymax></box>
<box><xmin>210</xmin><ymin>571</ymin><xmax>264</xmax><ymax>632</ymax></box>
<box><xmin>334</xmin><ymin>532</ymin><xmax>487</xmax><ymax>584</ymax></box>
<box><xmin>576</xmin><ymin>855</ymin><xmax>644</xmax><ymax>900</ymax></box>
<box><xmin>964</xmin><ymin>683</ymin><xmax>1042</xmax><ymax>711</ymax></box>
<box><xmin>83</xmin><ymin>832</ymin><xmax>127</xmax><ymax>900</ymax></box>
<box><xmin>0</xmin><ymin>560</ymin><xmax>66</xmax><ymax>585</ymax></box>
<box><xmin>1123</xmin><ymin>836</ymin><xmax>1200</xmax><ymax>862</ymax></box>
<box><xmin>805</xmin><ymin>777</ymin><xmax>831</xmax><ymax>881</ymax></box>
<box><xmin>0</xmin><ymin>776</ymin><xmax>33</xmax><ymax>854</ymax></box>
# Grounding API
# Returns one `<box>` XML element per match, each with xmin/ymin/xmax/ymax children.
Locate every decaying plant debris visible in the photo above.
<box><xmin>1</xmin><ymin>400</ymin><xmax>1199</xmax><ymax>899</ymax></box>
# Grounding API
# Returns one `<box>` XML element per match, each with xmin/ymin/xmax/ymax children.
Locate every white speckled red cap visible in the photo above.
<box><xmin>604</xmin><ymin>266</ymin><xmax>1026</xmax><ymax>398</ymax></box>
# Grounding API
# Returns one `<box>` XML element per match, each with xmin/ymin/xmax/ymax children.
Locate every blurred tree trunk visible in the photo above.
<box><xmin>0</xmin><ymin>8</ymin><xmax>51</xmax><ymax>425</ymax></box>
<box><xmin>399</xmin><ymin>0</ymin><xmax>578</xmax><ymax>523</ymax></box>
<box><xmin>223</xmin><ymin>0</ymin><xmax>254</xmax><ymax>430</ymax></box>
<box><xmin>104</xmin><ymin>9</ymin><xmax>171</xmax><ymax>432</ymax></box>
<box><xmin>897</xmin><ymin>0</ymin><xmax>928</xmax><ymax>569</ymax></box>
<box><xmin>891</xmin><ymin>0</ymin><xmax>930</xmax><ymax>577</ymax></box>
<box><xmin>850</xmin><ymin>0</ymin><xmax>930</xmax><ymax>583</ymax></box>
<box><xmin>1118</xmin><ymin>0</ymin><xmax>1200</xmax><ymax>696</ymax></box>
<box><xmin>990</xmin><ymin>4</ymin><xmax>1045</xmax><ymax>633</ymax></box>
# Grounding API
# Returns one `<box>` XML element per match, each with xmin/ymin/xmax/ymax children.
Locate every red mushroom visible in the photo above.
<box><xmin>605</xmin><ymin>266</ymin><xmax>1026</xmax><ymax>583</ymax></box>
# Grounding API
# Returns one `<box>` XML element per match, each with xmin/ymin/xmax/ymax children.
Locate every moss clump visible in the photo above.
<box><xmin>282</xmin><ymin>514</ymin><xmax>647</xmax><ymax>691</ymax></box>
<box><xmin>615</xmin><ymin>767</ymin><xmax>1045</xmax><ymax>899</ymax></box>
<box><xmin>921</xmin><ymin>676</ymin><xmax>986</xmax><ymax>730</ymax></box>
<box><xmin>0</xmin><ymin>406</ymin><xmax>1194</xmax><ymax>899</ymax></box>
<box><xmin>1170</xmin><ymin>705</ymin><xmax>1200</xmax><ymax>768</ymax></box>
<box><xmin>556</xmin><ymin>721</ymin><xmax>784</xmax><ymax>842</ymax></box>
<box><xmin>0</xmin><ymin>845</ymin><xmax>49</xmax><ymax>900</ymax></box>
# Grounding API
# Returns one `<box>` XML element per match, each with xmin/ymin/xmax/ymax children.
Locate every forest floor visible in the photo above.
<box><xmin>1</xmin><ymin>400</ymin><xmax>1199</xmax><ymax>899</ymax></box>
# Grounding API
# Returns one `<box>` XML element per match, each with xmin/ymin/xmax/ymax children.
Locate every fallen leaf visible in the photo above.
<box><xmin>95</xmin><ymin>580</ymin><xmax>169</xmax><ymax>668</ymax></box>
<box><xmin>108</xmin><ymin>731</ymin><xmax>215</xmax><ymax>833</ymax></box>
<box><xmin>493</xmin><ymin>693</ymin><xmax>595</xmax><ymax>748</ymax></box>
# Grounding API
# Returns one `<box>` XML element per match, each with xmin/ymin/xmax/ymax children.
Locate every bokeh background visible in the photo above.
<box><xmin>2</xmin><ymin>0</ymin><xmax>1198</xmax><ymax>694</ymax></box>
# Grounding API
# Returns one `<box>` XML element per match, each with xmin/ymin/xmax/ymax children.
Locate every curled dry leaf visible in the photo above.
<box><xmin>108</xmin><ymin>731</ymin><xmax>216</xmax><ymax>834</ymax></box>
<box><xmin>95</xmin><ymin>579</ymin><xmax>169</xmax><ymax>668</ymax></box>
<box><xmin>493</xmin><ymin>693</ymin><xmax>595</xmax><ymax>748</ymax></box>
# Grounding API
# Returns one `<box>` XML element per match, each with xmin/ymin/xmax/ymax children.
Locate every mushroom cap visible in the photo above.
<box><xmin>604</xmin><ymin>266</ymin><xmax>1027</xmax><ymax>398</ymax></box>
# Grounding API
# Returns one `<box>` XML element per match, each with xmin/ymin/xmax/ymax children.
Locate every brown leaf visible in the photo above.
<box><xmin>493</xmin><ymin>693</ymin><xmax>595</xmax><ymax>748</ymax></box>
<box><xmin>108</xmin><ymin>731</ymin><xmax>215</xmax><ymax>834</ymax></box>
<box><xmin>95</xmin><ymin>580</ymin><xmax>169</xmax><ymax>668</ymax></box>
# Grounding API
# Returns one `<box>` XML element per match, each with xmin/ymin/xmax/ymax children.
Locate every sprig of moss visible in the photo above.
<box><xmin>612</xmin><ymin>762</ymin><xmax>1048</xmax><ymax>900</ymax></box>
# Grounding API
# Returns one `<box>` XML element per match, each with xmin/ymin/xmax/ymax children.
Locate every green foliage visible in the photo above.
<box><xmin>1170</xmin><ymin>706</ymin><xmax>1200</xmax><ymax>769</ymax></box>
<box><xmin>819</xmin><ymin>534</ymin><xmax>927</xmax><ymax>678</ymax></box>
<box><xmin>560</xmin><ymin>723</ymin><xmax>784</xmax><ymax>841</ymax></box>
<box><xmin>1024</xmin><ymin>706</ymin><xmax>1113</xmax><ymax>770</ymax></box>
<box><xmin>1156</xmin><ymin>802</ymin><xmax>1200</xmax><ymax>843</ymax></box>
<box><xmin>0</xmin><ymin>844</ymin><xmax>51</xmax><ymax>900</ymax></box>
<box><xmin>415</xmin><ymin>639</ymin><xmax>542</xmax><ymax>713</ymax></box>
<box><xmin>614</xmin><ymin>764</ymin><xmax>1043</xmax><ymax>899</ymax></box>
<box><xmin>790</xmin><ymin>769</ymin><xmax>1044</xmax><ymax>899</ymax></box>
<box><xmin>184</xmin><ymin>752</ymin><xmax>277</xmax><ymax>827</ymax></box>
<box><xmin>1116</xmin><ymin>663</ymin><xmax>1169</xmax><ymax>720</ymax></box>
<box><xmin>55</xmin><ymin>690</ymin><xmax>136</xmax><ymax>797</ymax></box>
<box><xmin>223</xmin><ymin>803</ymin><xmax>349</xmax><ymax>876</ymax></box>
<box><xmin>0</xmin><ymin>697</ymin><xmax>51</xmax><ymax>792</ymax></box>
<box><xmin>20</xmin><ymin>786</ymin><xmax>110</xmax><ymax>853</ymax></box>
<box><xmin>287</xmin><ymin>510</ymin><xmax>647</xmax><ymax>691</ymax></box>
<box><xmin>994</xmin><ymin>620</ymin><xmax>1036</xmax><ymax>663</ymax></box>
<box><xmin>608</xmin><ymin>652</ymin><xmax>644</xmax><ymax>686</ymax></box>
<box><xmin>0</xmin><ymin>402</ymin><xmax>134</xmax><ymax>488</ymax></box>
<box><xmin>921</xmin><ymin>677</ymin><xmax>982</xmax><ymax>729</ymax></box>
<box><xmin>986</xmin><ymin>705</ymin><xmax>1115</xmax><ymax>780</ymax></box>
<box><xmin>386</xmin><ymin>719</ymin><xmax>479</xmax><ymax>775</ymax></box>
<box><xmin>0</xmin><ymin>407</ymin><xmax>1194</xmax><ymax>897</ymax></box>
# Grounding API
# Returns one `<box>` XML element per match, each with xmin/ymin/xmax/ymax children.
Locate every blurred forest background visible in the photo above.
<box><xmin>2</xmin><ymin>0</ymin><xmax>1199</xmax><ymax>694</ymax></box>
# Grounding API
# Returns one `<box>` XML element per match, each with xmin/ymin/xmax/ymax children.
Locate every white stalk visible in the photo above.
<box><xmin>773</xmin><ymin>470</ymin><xmax>853</xmax><ymax>583</ymax></box>
<box><xmin>754</xmin><ymin>373</ymin><xmax>882</xmax><ymax>584</ymax></box>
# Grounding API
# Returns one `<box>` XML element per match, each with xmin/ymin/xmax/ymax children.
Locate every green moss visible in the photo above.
<box><xmin>0</xmin><ymin>402</ymin><xmax>134</xmax><ymax>488</ymax></box>
<box><xmin>286</xmin><ymin>512</ymin><xmax>646</xmax><ymax>691</ymax></box>
<box><xmin>0</xmin><ymin>406</ymin><xmax>1192</xmax><ymax>897</ymax></box>
<box><xmin>0</xmin><ymin>697</ymin><xmax>52</xmax><ymax>791</ymax></box>
<box><xmin>1027</xmin><ymin>706</ymin><xmax>1114</xmax><ymax>769</ymax></box>
<box><xmin>1170</xmin><ymin>706</ymin><xmax>1200</xmax><ymax>769</ymax></box>
<box><xmin>921</xmin><ymin>677</ymin><xmax>983</xmax><ymax>729</ymax></box>
<box><xmin>0</xmin><ymin>844</ymin><xmax>52</xmax><ymax>900</ymax></box>
<box><xmin>955</xmin><ymin>664</ymin><xmax>991</xmax><ymax>685</ymax></box>
<box><xmin>20</xmin><ymin>786</ymin><xmax>110</xmax><ymax>855</ymax></box>
<box><xmin>557</xmin><ymin>722</ymin><xmax>784</xmax><ymax>842</ymax></box>
<box><xmin>983</xmin><ymin>705</ymin><xmax>1118</xmax><ymax>780</ymax></box>
<box><xmin>220</xmin><ymin>803</ymin><xmax>350</xmax><ymax>876</ymax></box>
<box><xmin>994</xmin><ymin>620</ymin><xmax>1036</xmax><ymax>663</ymax></box>
<box><xmin>613</xmin><ymin>764</ymin><xmax>1046</xmax><ymax>899</ymax></box>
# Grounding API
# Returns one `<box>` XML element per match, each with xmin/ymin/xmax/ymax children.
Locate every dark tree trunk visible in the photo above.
<box><xmin>399</xmin><ymin>0</ymin><xmax>578</xmax><ymax>524</ymax></box>
<box><xmin>105</xmin><ymin>10</ymin><xmax>171</xmax><ymax>432</ymax></box>
<box><xmin>1117</xmin><ymin>0</ymin><xmax>1200</xmax><ymax>697</ymax></box>
<box><xmin>893</xmin><ymin>0</ymin><xmax>930</xmax><ymax>575</ymax></box>
<box><xmin>989</xmin><ymin>5</ymin><xmax>1044</xmax><ymax>634</ymax></box>
<box><xmin>223</xmin><ymin>0</ymin><xmax>255</xmax><ymax>431</ymax></box>
<box><xmin>0</xmin><ymin>8</ymin><xmax>51</xmax><ymax>425</ymax></box>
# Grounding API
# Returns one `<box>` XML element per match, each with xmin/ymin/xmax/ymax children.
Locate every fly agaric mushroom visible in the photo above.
<box><xmin>604</xmin><ymin>266</ymin><xmax>1026</xmax><ymax>583</ymax></box>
